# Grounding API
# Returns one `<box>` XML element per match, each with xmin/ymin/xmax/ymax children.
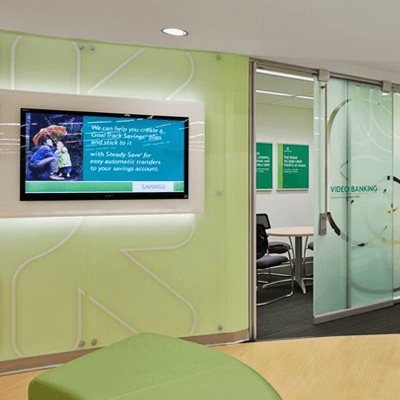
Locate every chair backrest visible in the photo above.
<box><xmin>256</xmin><ymin>223</ymin><xmax>269</xmax><ymax>259</ymax></box>
<box><xmin>256</xmin><ymin>213</ymin><xmax>271</xmax><ymax>230</ymax></box>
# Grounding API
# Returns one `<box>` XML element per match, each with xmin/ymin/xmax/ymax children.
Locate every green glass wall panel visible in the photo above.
<box><xmin>0</xmin><ymin>217</ymin><xmax>89</xmax><ymax>359</ymax></box>
<box><xmin>314</xmin><ymin>78</ymin><xmax>394</xmax><ymax>316</ymax></box>
<box><xmin>0</xmin><ymin>30</ymin><xmax>249</xmax><ymax>360</ymax></box>
<box><xmin>0</xmin><ymin>31</ymin><xmax>14</xmax><ymax>89</ymax></box>
<box><xmin>16</xmin><ymin>36</ymin><xmax>79</xmax><ymax>93</ymax></box>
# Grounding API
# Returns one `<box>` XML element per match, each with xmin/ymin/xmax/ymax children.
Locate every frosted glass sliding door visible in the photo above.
<box><xmin>314</xmin><ymin>78</ymin><xmax>394</xmax><ymax>318</ymax></box>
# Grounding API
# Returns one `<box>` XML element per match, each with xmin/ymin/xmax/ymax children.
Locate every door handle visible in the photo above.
<box><xmin>319</xmin><ymin>83</ymin><xmax>328</xmax><ymax>236</ymax></box>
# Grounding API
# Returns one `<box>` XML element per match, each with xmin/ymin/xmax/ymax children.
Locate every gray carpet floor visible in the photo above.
<box><xmin>257</xmin><ymin>283</ymin><xmax>400</xmax><ymax>341</ymax></box>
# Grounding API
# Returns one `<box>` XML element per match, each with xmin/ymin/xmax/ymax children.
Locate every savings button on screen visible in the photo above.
<box><xmin>131</xmin><ymin>182</ymin><xmax>183</xmax><ymax>192</ymax></box>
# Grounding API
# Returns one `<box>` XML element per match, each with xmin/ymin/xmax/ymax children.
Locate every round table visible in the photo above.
<box><xmin>266</xmin><ymin>226</ymin><xmax>314</xmax><ymax>294</ymax></box>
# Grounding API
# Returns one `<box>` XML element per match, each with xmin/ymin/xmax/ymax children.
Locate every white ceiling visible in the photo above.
<box><xmin>256</xmin><ymin>73</ymin><xmax>314</xmax><ymax>109</ymax></box>
<box><xmin>2</xmin><ymin>0</ymin><xmax>400</xmax><ymax>83</ymax></box>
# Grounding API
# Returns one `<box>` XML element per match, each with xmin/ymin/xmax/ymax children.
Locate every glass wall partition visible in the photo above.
<box><xmin>393</xmin><ymin>93</ymin><xmax>400</xmax><ymax>298</ymax></box>
<box><xmin>314</xmin><ymin>78</ymin><xmax>394</xmax><ymax>320</ymax></box>
<box><xmin>0</xmin><ymin>31</ymin><xmax>250</xmax><ymax>365</ymax></box>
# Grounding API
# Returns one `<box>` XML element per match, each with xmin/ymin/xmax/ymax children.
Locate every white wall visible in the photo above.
<box><xmin>256</xmin><ymin>103</ymin><xmax>314</xmax><ymax>241</ymax></box>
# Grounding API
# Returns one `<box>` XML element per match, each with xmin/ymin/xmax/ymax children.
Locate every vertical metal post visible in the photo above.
<box><xmin>390</xmin><ymin>91</ymin><xmax>395</xmax><ymax>302</ymax></box>
<box><xmin>346</xmin><ymin>81</ymin><xmax>350</xmax><ymax>309</ymax></box>
<box><xmin>318</xmin><ymin>70</ymin><xmax>330</xmax><ymax>236</ymax></box>
<box><xmin>324</xmin><ymin>83</ymin><xmax>328</xmax><ymax>219</ymax></box>
<box><xmin>248</xmin><ymin>61</ymin><xmax>257</xmax><ymax>341</ymax></box>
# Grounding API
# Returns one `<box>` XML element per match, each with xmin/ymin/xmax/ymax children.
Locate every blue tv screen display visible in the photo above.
<box><xmin>20</xmin><ymin>108</ymin><xmax>189</xmax><ymax>200</ymax></box>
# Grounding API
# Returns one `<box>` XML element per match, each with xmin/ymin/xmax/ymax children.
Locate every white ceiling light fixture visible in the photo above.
<box><xmin>257</xmin><ymin>90</ymin><xmax>314</xmax><ymax>100</ymax></box>
<box><xmin>162</xmin><ymin>28</ymin><xmax>188</xmax><ymax>36</ymax></box>
<box><xmin>256</xmin><ymin>69</ymin><xmax>314</xmax><ymax>82</ymax></box>
<box><xmin>296</xmin><ymin>95</ymin><xmax>314</xmax><ymax>100</ymax></box>
<box><xmin>256</xmin><ymin>89</ymin><xmax>294</xmax><ymax>97</ymax></box>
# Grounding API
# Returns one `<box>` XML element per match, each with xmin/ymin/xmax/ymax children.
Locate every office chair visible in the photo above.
<box><xmin>256</xmin><ymin>214</ymin><xmax>294</xmax><ymax>306</ymax></box>
<box><xmin>258</xmin><ymin>213</ymin><xmax>293</xmax><ymax>257</ymax></box>
<box><xmin>257</xmin><ymin>213</ymin><xmax>294</xmax><ymax>275</ymax></box>
<box><xmin>302</xmin><ymin>239</ymin><xmax>314</xmax><ymax>284</ymax></box>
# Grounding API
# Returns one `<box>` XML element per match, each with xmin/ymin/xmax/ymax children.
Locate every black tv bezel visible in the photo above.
<box><xmin>20</xmin><ymin>108</ymin><xmax>189</xmax><ymax>201</ymax></box>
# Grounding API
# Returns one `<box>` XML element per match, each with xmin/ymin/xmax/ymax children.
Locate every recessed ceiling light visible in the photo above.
<box><xmin>256</xmin><ymin>69</ymin><xmax>314</xmax><ymax>82</ymax></box>
<box><xmin>162</xmin><ymin>28</ymin><xmax>188</xmax><ymax>36</ymax></box>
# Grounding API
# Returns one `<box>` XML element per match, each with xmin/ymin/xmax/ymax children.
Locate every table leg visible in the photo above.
<box><xmin>294</xmin><ymin>236</ymin><xmax>307</xmax><ymax>294</ymax></box>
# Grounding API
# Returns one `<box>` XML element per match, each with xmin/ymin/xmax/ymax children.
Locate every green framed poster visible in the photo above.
<box><xmin>277</xmin><ymin>143</ymin><xmax>309</xmax><ymax>189</ymax></box>
<box><xmin>256</xmin><ymin>142</ymin><xmax>273</xmax><ymax>190</ymax></box>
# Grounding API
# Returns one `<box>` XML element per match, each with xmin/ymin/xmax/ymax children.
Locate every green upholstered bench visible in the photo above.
<box><xmin>29</xmin><ymin>332</ymin><xmax>282</xmax><ymax>400</ymax></box>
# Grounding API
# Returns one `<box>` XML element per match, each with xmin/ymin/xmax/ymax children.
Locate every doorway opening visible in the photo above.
<box><xmin>252</xmin><ymin>63</ymin><xmax>315</xmax><ymax>340</ymax></box>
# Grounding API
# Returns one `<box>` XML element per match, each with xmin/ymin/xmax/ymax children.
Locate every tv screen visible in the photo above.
<box><xmin>20</xmin><ymin>108</ymin><xmax>189</xmax><ymax>201</ymax></box>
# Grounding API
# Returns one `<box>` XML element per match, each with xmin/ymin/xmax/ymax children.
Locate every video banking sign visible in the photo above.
<box><xmin>329</xmin><ymin>184</ymin><xmax>379</xmax><ymax>200</ymax></box>
<box><xmin>330</xmin><ymin>185</ymin><xmax>378</xmax><ymax>193</ymax></box>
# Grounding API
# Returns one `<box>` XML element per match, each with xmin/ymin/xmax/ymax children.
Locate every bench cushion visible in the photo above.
<box><xmin>29</xmin><ymin>332</ymin><xmax>282</xmax><ymax>400</ymax></box>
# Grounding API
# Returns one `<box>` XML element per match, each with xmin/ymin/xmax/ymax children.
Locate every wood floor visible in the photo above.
<box><xmin>216</xmin><ymin>335</ymin><xmax>400</xmax><ymax>400</ymax></box>
<box><xmin>3</xmin><ymin>335</ymin><xmax>400</xmax><ymax>399</ymax></box>
<box><xmin>0</xmin><ymin>370</ymin><xmax>45</xmax><ymax>400</ymax></box>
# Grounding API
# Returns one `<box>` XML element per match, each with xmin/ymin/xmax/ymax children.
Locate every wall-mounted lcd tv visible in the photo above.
<box><xmin>20</xmin><ymin>108</ymin><xmax>189</xmax><ymax>201</ymax></box>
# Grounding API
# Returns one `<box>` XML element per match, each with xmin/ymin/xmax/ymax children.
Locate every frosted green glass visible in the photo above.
<box><xmin>348</xmin><ymin>83</ymin><xmax>393</xmax><ymax>307</ymax></box>
<box><xmin>0</xmin><ymin>30</ymin><xmax>249</xmax><ymax>361</ymax></box>
<box><xmin>314</xmin><ymin>79</ymin><xmax>394</xmax><ymax>316</ymax></box>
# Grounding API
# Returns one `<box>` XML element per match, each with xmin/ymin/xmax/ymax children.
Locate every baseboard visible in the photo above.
<box><xmin>182</xmin><ymin>329</ymin><xmax>249</xmax><ymax>346</ymax></box>
<box><xmin>0</xmin><ymin>329</ymin><xmax>249</xmax><ymax>375</ymax></box>
<box><xmin>313</xmin><ymin>300</ymin><xmax>394</xmax><ymax>324</ymax></box>
<box><xmin>0</xmin><ymin>348</ymin><xmax>100</xmax><ymax>375</ymax></box>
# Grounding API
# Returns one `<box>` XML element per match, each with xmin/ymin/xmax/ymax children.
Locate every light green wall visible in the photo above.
<box><xmin>0</xmin><ymin>30</ymin><xmax>249</xmax><ymax>361</ymax></box>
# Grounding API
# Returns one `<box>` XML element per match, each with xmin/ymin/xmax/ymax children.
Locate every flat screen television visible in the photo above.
<box><xmin>20</xmin><ymin>108</ymin><xmax>189</xmax><ymax>201</ymax></box>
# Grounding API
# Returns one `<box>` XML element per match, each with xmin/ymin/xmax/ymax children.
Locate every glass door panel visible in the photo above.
<box><xmin>314</xmin><ymin>78</ymin><xmax>394</xmax><ymax>317</ymax></box>
<box><xmin>393</xmin><ymin>93</ymin><xmax>400</xmax><ymax>297</ymax></box>
<box><xmin>348</xmin><ymin>82</ymin><xmax>393</xmax><ymax>307</ymax></box>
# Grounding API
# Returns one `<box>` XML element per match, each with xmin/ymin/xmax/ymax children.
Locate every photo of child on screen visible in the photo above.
<box><xmin>28</xmin><ymin>134</ymin><xmax>64</xmax><ymax>180</ymax></box>
<box><xmin>57</xmin><ymin>142</ymin><xmax>72</xmax><ymax>178</ymax></box>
